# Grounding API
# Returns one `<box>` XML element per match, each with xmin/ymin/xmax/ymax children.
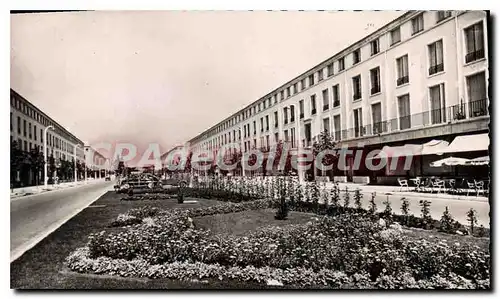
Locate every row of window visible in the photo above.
<box><xmin>10</xmin><ymin>114</ymin><xmax>82</xmax><ymax>156</ymax></box>
<box><xmin>11</xmin><ymin>136</ymin><xmax>78</xmax><ymax>161</ymax></box>
<box><xmin>196</xmin><ymin>70</ymin><xmax>487</xmax><ymax>151</ymax></box>
<box><xmin>10</xmin><ymin>92</ymin><xmax>82</xmax><ymax>147</ymax></box>
<box><xmin>193</xmin><ymin>13</ymin><xmax>484</xmax><ymax>145</ymax></box>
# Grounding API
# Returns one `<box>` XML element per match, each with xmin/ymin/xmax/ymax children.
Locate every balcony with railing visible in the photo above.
<box><xmin>302</xmin><ymin>138</ymin><xmax>313</xmax><ymax>148</ymax></box>
<box><xmin>469</xmin><ymin>98</ymin><xmax>488</xmax><ymax>117</ymax></box>
<box><xmin>372</xmin><ymin>122</ymin><xmax>383</xmax><ymax>135</ymax></box>
<box><xmin>300</xmin><ymin>113</ymin><xmax>304</xmax><ymax>119</ymax></box>
<box><xmin>311</xmin><ymin>108</ymin><xmax>317</xmax><ymax>115</ymax></box>
<box><xmin>397</xmin><ymin>76</ymin><xmax>409</xmax><ymax>86</ymax></box>
<box><xmin>335</xmin><ymin>98</ymin><xmax>488</xmax><ymax>142</ymax></box>
<box><xmin>333</xmin><ymin>100</ymin><xmax>340</xmax><ymax>108</ymax></box>
<box><xmin>323</xmin><ymin>104</ymin><xmax>329</xmax><ymax>111</ymax></box>
<box><xmin>334</xmin><ymin>130</ymin><xmax>341</xmax><ymax>141</ymax></box>
<box><xmin>465</xmin><ymin>48</ymin><xmax>485</xmax><ymax>63</ymax></box>
<box><xmin>353</xmin><ymin>93</ymin><xmax>362</xmax><ymax>101</ymax></box>
<box><xmin>429</xmin><ymin>63</ymin><xmax>444</xmax><ymax>75</ymax></box>
<box><xmin>260</xmin><ymin>146</ymin><xmax>270</xmax><ymax>153</ymax></box>
<box><xmin>284</xmin><ymin>119</ymin><xmax>288</xmax><ymax>125</ymax></box>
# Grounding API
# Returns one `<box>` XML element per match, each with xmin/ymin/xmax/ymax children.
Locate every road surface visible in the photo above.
<box><xmin>10</xmin><ymin>181</ymin><xmax>114</xmax><ymax>262</ymax></box>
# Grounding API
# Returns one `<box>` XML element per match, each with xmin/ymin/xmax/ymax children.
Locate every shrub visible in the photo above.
<box><xmin>275</xmin><ymin>180</ymin><xmax>289</xmax><ymax>221</ymax></box>
<box><xmin>439</xmin><ymin>207</ymin><xmax>456</xmax><ymax>234</ymax></box>
<box><xmin>466</xmin><ymin>208</ymin><xmax>478</xmax><ymax>235</ymax></box>
<box><xmin>343</xmin><ymin>187</ymin><xmax>351</xmax><ymax>209</ymax></box>
<box><xmin>382</xmin><ymin>196</ymin><xmax>392</xmax><ymax>222</ymax></box>
<box><xmin>311</xmin><ymin>181</ymin><xmax>320</xmax><ymax>209</ymax></box>
<box><xmin>354</xmin><ymin>189</ymin><xmax>362</xmax><ymax>210</ymax></box>
<box><xmin>330</xmin><ymin>182</ymin><xmax>340</xmax><ymax>208</ymax></box>
<box><xmin>419</xmin><ymin>200</ymin><xmax>432</xmax><ymax>230</ymax></box>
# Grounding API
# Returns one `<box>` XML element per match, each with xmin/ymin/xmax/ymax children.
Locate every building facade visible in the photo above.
<box><xmin>10</xmin><ymin>89</ymin><xmax>87</xmax><ymax>185</ymax></box>
<box><xmin>182</xmin><ymin>11</ymin><xmax>489</xmax><ymax>182</ymax></box>
<box><xmin>84</xmin><ymin>146</ymin><xmax>109</xmax><ymax>178</ymax></box>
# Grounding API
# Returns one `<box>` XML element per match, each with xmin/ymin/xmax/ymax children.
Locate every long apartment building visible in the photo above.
<box><xmin>10</xmin><ymin>89</ymin><xmax>85</xmax><ymax>163</ymax></box>
<box><xmin>10</xmin><ymin>89</ymin><xmax>110</xmax><ymax>183</ymax></box>
<box><xmin>184</xmin><ymin>11</ymin><xmax>489</xmax><ymax>181</ymax></box>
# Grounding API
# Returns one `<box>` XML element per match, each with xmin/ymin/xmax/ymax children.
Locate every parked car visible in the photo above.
<box><xmin>115</xmin><ymin>173</ymin><xmax>187</xmax><ymax>195</ymax></box>
<box><xmin>105</xmin><ymin>176</ymin><xmax>111</xmax><ymax>181</ymax></box>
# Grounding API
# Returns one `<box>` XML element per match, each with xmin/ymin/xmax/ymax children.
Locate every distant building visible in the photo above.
<box><xmin>84</xmin><ymin>145</ymin><xmax>109</xmax><ymax>178</ymax></box>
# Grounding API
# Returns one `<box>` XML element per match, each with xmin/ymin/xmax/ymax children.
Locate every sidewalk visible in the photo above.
<box><xmin>10</xmin><ymin>178</ymin><xmax>107</xmax><ymax>200</ymax></box>
<box><xmin>330</xmin><ymin>182</ymin><xmax>489</xmax><ymax>202</ymax></box>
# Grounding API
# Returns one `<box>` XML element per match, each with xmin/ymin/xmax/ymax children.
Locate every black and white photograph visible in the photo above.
<box><xmin>8</xmin><ymin>7</ymin><xmax>492</xmax><ymax>291</ymax></box>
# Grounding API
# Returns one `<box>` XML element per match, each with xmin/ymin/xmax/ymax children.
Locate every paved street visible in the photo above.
<box><xmin>10</xmin><ymin>180</ymin><xmax>114</xmax><ymax>262</ymax></box>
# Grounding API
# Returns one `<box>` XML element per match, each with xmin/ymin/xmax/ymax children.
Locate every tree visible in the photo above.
<box><xmin>116</xmin><ymin>161</ymin><xmax>125</xmax><ymax>176</ymax></box>
<box><xmin>58</xmin><ymin>158</ymin><xmax>72</xmax><ymax>181</ymax></box>
<box><xmin>466</xmin><ymin>208</ymin><xmax>478</xmax><ymax>235</ymax></box>
<box><xmin>76</xmin><ymin>160</ymin><xmax>84</xmax><ymax>180</ymax></box>
<box><xmin>312</xmin><ymin>130</ymin><xmax>337</xmax><ymax>178</ymax></box>
<box><xmin>439</xmin><ymin>206</ymin><xmax>456</xmax><ymax>233</ymax></box>
<box><xmin>226</xmin><ymin>150</ymin><xmax>242</xmax><ymax>175</ymax></box>
<box><xmin>271</xmin><ymin>141</ymin><xmax>292</xmax><ymax>175</ymax></box>
<box><xmin>48</xmin><ymin>154</ymin><xmax>56</xmax><ymax>183</ymax></box>
<box><xmin>184</xmin><ymin>151</ymin><xmax>193</xmax><ymax>173</ymax></box>
<box><xmin>28</xmin><ymin>147</ymin><xmax>45</xmax><ymax>185</ymax></box>
<box><xmin>10</xmin><ymin>140</ymin><xmax>24</xmax><ymax>187</ymax></box>
<box><xmin>354</xmin><ymin>188</ymin><xmax>363</xmax><ymax>210</ymax></box>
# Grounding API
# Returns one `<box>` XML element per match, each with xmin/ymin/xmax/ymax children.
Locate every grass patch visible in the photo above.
<box><xmin>194</xmin><ymin>209</ymin><xmax>316</xmax><ymax>236</ymax></box>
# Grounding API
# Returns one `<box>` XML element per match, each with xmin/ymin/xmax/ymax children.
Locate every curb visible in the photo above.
<box><xmin>10</xmin><ymin>181</ymin><xmax>109</xmax><ymax>201</ymax></box>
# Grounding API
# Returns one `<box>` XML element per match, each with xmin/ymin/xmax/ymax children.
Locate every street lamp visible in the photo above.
<box><xmin>238</xmin><ymin>127</ymin><xmax>246</xmax><ymax>177</ymax></box>
<box><xmin>84</xmin><ymin>148</ymin><xmax>89</xmax><ymax>183</ymax></box>
<box><xmin>43</xmin><ymin>125</ymin><xmax>54</xmax><ymax>189</ymax></box>
<box><xmin>74</xmin><ymin>144</ymin><xmax>81</xmax><ymax>183</ymax></box>
<box><xmin>290</xmin><ymin>104</ymin><xmax>304</xmax><ymax>183</ymax></box>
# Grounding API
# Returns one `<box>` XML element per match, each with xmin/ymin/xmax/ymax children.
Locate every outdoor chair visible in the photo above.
<box><xmin>447</xmin><ymin>179</ymin><xmax>457</xmax><ymax>194</ymax></box>
<box><xmin>397</xmin><ymin>178</ymin><xmax>409</xmax><ymax>192</ymax></box>
<box><xmin>466</xmin><ymin>181</ymin><xmax>476</xmax><ymax>197</ymax></box>
<box><xmin>474</xmin><ymin>180</ymin><xmax>485</xmax><ymax>197</ymax></box>
<box><xmin>419</xmin><ymin>178</ymin><xmax>432</xmax><ymax>192</ymax></box>
<box><xmin>453</xmin><ymin>178</ymin><xmax>465</xmax><ymax>195</ymax></box>
<box><xmin>410</xmin><ymin>177</ymin><xmax>422</xmax><ymax>192</ymax></box>
<box><xmin>431</xmin><ymin>179</ymin><xmax>445</xmax><ymax>194</ymax></box>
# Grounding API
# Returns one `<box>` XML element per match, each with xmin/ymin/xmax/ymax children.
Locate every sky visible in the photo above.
<box><xmin>10</xmin><ymin>10</ymin><xmax>404</xmax><ymax>161</ymax></box>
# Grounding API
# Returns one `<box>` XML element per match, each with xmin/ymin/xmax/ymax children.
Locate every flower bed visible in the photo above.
<box><xmin>68</xmin><ymin>203</ymin><xmax>490</xmax><ymax>289</ymax></box>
